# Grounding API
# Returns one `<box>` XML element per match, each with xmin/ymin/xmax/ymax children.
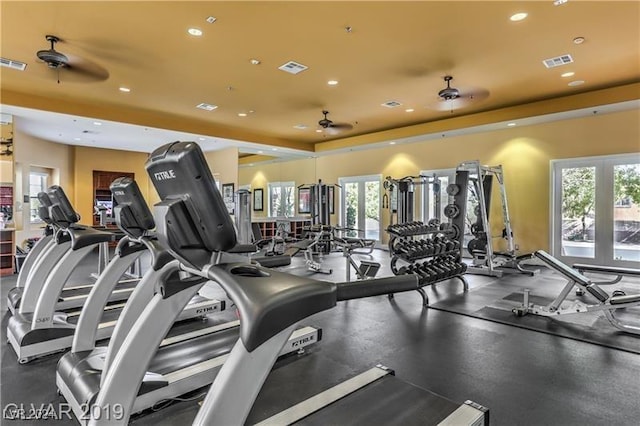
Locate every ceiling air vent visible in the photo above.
<box><xmin>381</xmin><ymin>100</ymin><xmax>403</xmax><ymax>108</ymax></box>
<box><xmin>196</xmin><ymin>103</ymin><xmax>218</xmax><ymax>111</ymax></box>
<box><xmin>1</xmin><ymin>57</ymin><xmax>27</xmax><ymax>71</ymax></box>
<box><xmin>542</xmin><ymin>54</ymin><xmax>574</xmax><ymax>68</ymax></box>
<box><xmin>278</xmin><ymin>61</ymin><xmax>308</xmax><ymax>75</ymax></box>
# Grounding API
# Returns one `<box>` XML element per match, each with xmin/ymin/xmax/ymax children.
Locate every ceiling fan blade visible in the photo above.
<box><xmin>331</xmin><ymin>123</ymin><xmax>354</xmax><ymax>131</ymax></box>
<box><xmin>63</xmin><ymin>55</ymin><xmax>110</xmax><ymax>82</ymax></box>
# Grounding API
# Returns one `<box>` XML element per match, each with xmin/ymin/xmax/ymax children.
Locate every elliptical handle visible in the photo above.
<box><xmin>336</xmin><ymin>274</ymin><xmax>420</xmax><ymax>301</ymax></box>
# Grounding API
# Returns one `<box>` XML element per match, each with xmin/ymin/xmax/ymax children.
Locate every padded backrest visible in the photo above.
<box><xmin>145</xmin><ymin>141</ymin><xmax>237</xmax><ymax>269</ymax></box>
<box><xmin>47</xmin><ymin>185</ymin><xmax>81</xmax><ymax>229</ymax></box>
<box><xmin>110</xmin><ymin>177</ymin><xmax>155</xmax><ymax>239</ymax></box>
<box><xmin>535</xmin><ymin>250</ymin><xmax>591</xmax><ymax>287</ymax></box>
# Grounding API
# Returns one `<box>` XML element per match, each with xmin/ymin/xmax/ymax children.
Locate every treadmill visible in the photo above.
<box><xmin>57</xmin><ymin>176</ymin><xmax>321</xmax><ymax>424</ymax></box>
<box><xmin>7</xmin><ymin>191</ymin><xmax>137</xmax><ymax>315</ymax></box>
<box><xmin>7</xmin><ymin>184</ymin><xmax>224</xmax><ymax>364</ymax></box>
<box><xmin>86</xmin><ymin>142</ymin><xmax>489</xmax><ymax>425</ymax></box>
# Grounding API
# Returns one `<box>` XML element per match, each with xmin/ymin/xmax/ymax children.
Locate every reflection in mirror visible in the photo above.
<box><xmin>0</xmin><ymin>114</ymin><xmax>14</xmax><ymax>228</ymax></box>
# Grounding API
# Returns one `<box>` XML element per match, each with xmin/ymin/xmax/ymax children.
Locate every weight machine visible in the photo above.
<box><xmin>446</xmin><ymin>160</ymin><xmax>538</xmax><ymax>277</ymax></box>
<box><xmin>383</xmin><ymin>174</ymin><xmax>443</xmax><ymax>226</ymax></box>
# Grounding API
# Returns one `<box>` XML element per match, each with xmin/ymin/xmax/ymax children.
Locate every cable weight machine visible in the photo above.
<box><xmin>445</xmin><ymin>160</ymin><xmax>539</xmax><ymax>277</ymax></box>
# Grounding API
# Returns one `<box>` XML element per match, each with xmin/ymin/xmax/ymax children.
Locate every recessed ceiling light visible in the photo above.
<box><xmin>553</xmin><ymin>0</ymin><xmax>568</xmax><ymax>6</ymax></box>
<box><xmin>507</xmin><ymin>123</ymin><xmax>517</xmax><ymax>127</ymax></box>
<box><xmin>93</xmin><ymin>121</ymin><xmax>102</xmax><ymax>126</ymax></box>
<box><xmin>405</xmin><ymin>108</ymin><xmax>414</xmax><ymax>113</ymax></box>
<box><xmin>188</xmin><ymin>28</ymin><xmax>203</xmax><ymax>36</ymax></box>
<box><xmin>389</xmin><ymin>141</ymin><xmax>396</xmax><ymax>145</ymax></box>
<box><xmin>573</xmin><ymin>36</ymin><xmax>585</xmax><ymax>45</ymax></box>
<box><xmin>510</xmin><ymin>12</ymin><xmax>528</xmax><ymax>22</ymax></box>
<box><xmin>316</xmin><ymin>129</ymin><xmax>322</xmax><ymax>133</ymax></box>
<box><xmin>561</xmin><ymin>71</ymin><xmax>575</xmax><ymax>78</ymax></box>
<box><xmin>327</xmin><ymin>80</ymin><xmax>339</xmax><ymax>86</ymax></box>
<box><xmin>250</xmin><ymin>59</ymin><xmax>261</xmax><ymax>65</ymax></box>
<box><xmin>238</xmin><ymin>112</ymin><xmax>248</xmax><ymax>117</ymax></box>
<box><xmin>568</xmin><ymin>80</ymin><xmax>585</xmax><ymax>86</ymax></box>
<box><xmin>293</xmin><ymin>124</ymin><xmax>308</xmax><ymax>130</ymax></box>
<box><xmin>119</xmin><ymin>87</ymin><xmax>131</xmax><ymax>92</ymax></box>
<box><xmin>206</xmin><ymin>16</ymin><xmax>217</xmax><ymax>24</ymax></box>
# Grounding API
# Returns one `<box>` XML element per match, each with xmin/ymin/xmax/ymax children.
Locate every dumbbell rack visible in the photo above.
<box><xmin>387</xmin><ymin>221</ymin><xmax>468</xmax><ymax>307</ymax></box>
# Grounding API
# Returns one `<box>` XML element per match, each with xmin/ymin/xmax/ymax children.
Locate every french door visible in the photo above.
<box><xmin>551</xmin><ymin>154</ymin><xmax>640</xmax><ymax>267</ymax></box>
<box><xmin>339</xmin><ymin>175</ymin><xmax>381</xmax><ymax>241</ymax></box>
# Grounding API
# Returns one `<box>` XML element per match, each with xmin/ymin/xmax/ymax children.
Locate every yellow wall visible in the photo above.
<box><xmin>13</xmin><ymin>122</ymin><xmax>75</xmax><ymax>244</ymax></box>
<box><xmin>240</xmin><ymin>108</ymin><xmax>640</xmax><ymax>253</ymax></box>
<box><xmin>73</xmin><ymin>146</ymin><xmax>151</xmax><ymax>225</ymax></box>
<box><xmin>0</xmin><ymin>160</ymin><xmax>12</xmax><ymax>183</ymax></box>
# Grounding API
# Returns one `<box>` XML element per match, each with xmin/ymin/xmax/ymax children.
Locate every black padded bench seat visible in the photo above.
<box><xmin>535</xmin><ymin>250</ymin><xmax>591</xmax><ymax>287</ymax></box>
<box><xmin>573</xmin><ymin>263</ymin><xmax>640</xmax><ymax>277</ymax></box>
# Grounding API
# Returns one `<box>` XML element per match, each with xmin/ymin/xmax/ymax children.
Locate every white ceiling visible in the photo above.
<box><xmin>0</xmin><ymin>104</ymin><xmax>311</xmax><ymax>159</ymax></box>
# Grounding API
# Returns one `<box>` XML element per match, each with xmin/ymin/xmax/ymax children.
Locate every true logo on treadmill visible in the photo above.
<box><xmin>113</xmin><ymin>190</ymin><xmax>125</xmax><ymax>196</ymax></box>
<box><xmin>154</xmin><ymin>170</ymin><xmax>176</xmax><ymax>181</ymax></box>
<box><xmin>291</xmin><ymin>335</ymin><xmax>315</xmax><ymax>347</ymax></box>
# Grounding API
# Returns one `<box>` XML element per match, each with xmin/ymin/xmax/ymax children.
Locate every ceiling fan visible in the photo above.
<box><xmin>318</xmin><ymin>110</ymin><xmax>353</xmax><ymax>135</ymax></box>
<box><xmin>36</xmin><ymin>35</ymin><xmax>109</xmax><ymax>83</ymax></box>
<box><xmin>431</xmin><ymin>75</ymin><xmax>489</xmax><ymax>112</ymax></box>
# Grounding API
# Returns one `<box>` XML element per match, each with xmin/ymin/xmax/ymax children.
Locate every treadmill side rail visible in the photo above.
<box><xmin>254</xmin><ymin>365</ymin><xmax>393</xmax><ymax>426</ymax></box>
<box><xmin>438</xmin><ymin>400</ymin><xmax>490</xmax><ymax>426</ymax></box>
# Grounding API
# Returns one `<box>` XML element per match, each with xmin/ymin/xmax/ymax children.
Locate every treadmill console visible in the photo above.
<box><xmin>36</xmin><ymin>192</ymin><xmax>53</xmax><ymax>224</ymax></box>
<box><xmin>145</xmin><ymin>141</ymin><xmax>237</xmax><ymax>268</ymax></box>
<box><xmin>110</xmin><ymin>177</ymin><xmax>155</xmax><ymax>239</ymax></box>
<box><xmin>47</xmin><ymin>185</ymin><xmax>81</xmax><ymax>229</ymax></box>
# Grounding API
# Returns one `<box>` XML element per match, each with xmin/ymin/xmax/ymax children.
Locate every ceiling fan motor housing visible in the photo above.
<box><xmin>37</xmin><ymin>35</ymin><xmax>68</xmax><ymax>69</ymax></box>
<box><xmin>37</xmin><ymin>50</ymin><xmax>68</xmax><ymax>68</ymax></box>
<box><xmin>438</xmin><ymin>87</ymin><xmax>460</xmax><ymax>100</ymax></box>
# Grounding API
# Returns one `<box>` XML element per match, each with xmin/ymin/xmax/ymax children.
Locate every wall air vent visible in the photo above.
<box><xmin>196</xmin><ymin>103</ymin><xmax>218</xmax><ymax>111</ymax></box>
<box><xmin>278</xmin><ymin>61</ymin><xmax>308</xmax><ymax>75</ymax></box>
<box><xmin>381</xmin><ymin>100</ymin><xmax>403</xmax><ymax>108</ymax></box>
<box><xmin>542</xmin><ymin>54</ymin><xmax>574</xmax><ymax>68</ymax></box>
<box><xmin>1</xmin><ymin>57</ymin><xmax>27</xmax><ymax>71</ymax></box>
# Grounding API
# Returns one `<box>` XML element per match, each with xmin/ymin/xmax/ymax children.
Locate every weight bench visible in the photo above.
<box><xmin>284</xmin><ymin>234</ymin><xmax>332</xmax><ymax>275</ymax></box>
<box><xmin>512</xmin><ymin>250</ymin><xmax>640</xmax><ymax>335</ymax></box>
<box><xmin>573</xmin><ymin>263</ymin><xmax>640</xmax><ymax>285</ymax></box>
<box><xmin>334</xmin><ymin>238</ymin><xmax>381</xmax><ymax>282</ymax></box>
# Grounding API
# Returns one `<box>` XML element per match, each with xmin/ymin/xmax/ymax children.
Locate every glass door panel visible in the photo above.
<box><xmin>560</xmin><ymin>166</ymin><xmax>596</xmax><ymax>259</ymax></box>
<box><xmin>364</xmin><ymin>181</ymin><xmax>380</xmax><ymax>240</ymax></box>
<box><xmin>613</xmin><ymin>163</ymin><xmax>640</xmax><ymax>262</ymax></box>
<box><xmin>344</xmin><ymin>182</ymin><xmax>360</xmax><ymax>237</ymax></box>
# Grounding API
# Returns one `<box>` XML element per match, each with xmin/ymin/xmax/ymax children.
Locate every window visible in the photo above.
<box><xmin>268</xmin><ymin>181</ymin><xmax>295</xmax><ymax>217</ymax></box>
<box><xmin>29</xmin><ymin>170</ymin><xmax>49</xmax><ymax>223</ymax></box>
<box><xmin>551</xmin><ymin>154</ymin><xmax>640</xmax><ymax>266</ymax></box>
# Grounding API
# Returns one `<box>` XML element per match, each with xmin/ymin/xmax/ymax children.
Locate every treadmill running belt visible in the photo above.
<box><xmin>293</xmin><ymin>375</ymin><xmax>460</xmax><ymax>426</ymax></box>
<box><xmin>59</xmin><ymin>280</ymin><xmax>138</xmax><ymax>300</ymax></box>
<box><xmin>147</xmin><ymin>327</ymin><xmax>238</xmax><ymax>375</ymax></box>
<box><xmin>66</xmin><ymin>307</ymin><xmax>123</xmax><ymax>326</ymax></box>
